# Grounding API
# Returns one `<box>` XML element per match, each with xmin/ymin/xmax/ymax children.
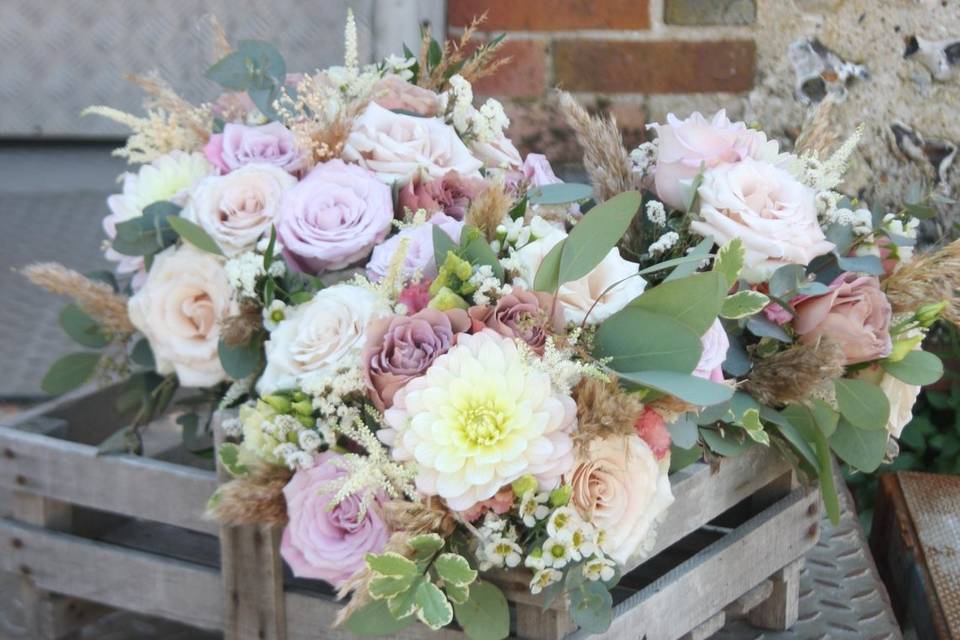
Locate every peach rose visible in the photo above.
<box><xmin>793</xmin><ymin>273</ymin><xmax>893</xmax><ymax>365</ymax></box>
<box><xmin>568</xmin><ymin>434</ymin><xmax>674</xmax><ymax>564</ymax></box>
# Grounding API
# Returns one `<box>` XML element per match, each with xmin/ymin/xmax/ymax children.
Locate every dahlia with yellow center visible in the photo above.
<box><xmin>380</xmin><ymin>330</ymin><xmax>577</xmax><ymax>511</ymax></box>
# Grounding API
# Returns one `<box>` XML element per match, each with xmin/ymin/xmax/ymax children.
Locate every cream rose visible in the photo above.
<box><xmin>257</xmin><ymin>285</ymin><xmax>390</xmax><ymax>394</ymax></box>
<box><xmin>343</xmin><ymin>102</ymin><xmax>483</xmax><ymax>185</ymax></box>
<box><xmin>693</xmin><ymin>158</ymin><xmax>835</xmax><ymax>282</ymax></box>
<box><xmin>568</xmin><ymin>434</ymin><xmax>674</xmax><ymax>564</ymax></box>
<box><xmin>471</xmin><ymin>131</ymin><xmax>522</xmax><ymax>172</ymax></box>
<box><xmin>858</xmin><ymin>362</ymin><xmax>922</xmax><ymax>439</ymax></box>
<box><xmin>182</xmin><ymin>164</ymin><xmax>296</xmax><ymax>256</ymax></box>
<box><xmin>127</xmin><ymin>245</ymin><xmax>237</xmax><ymax>387</ymax></box>
<box><xmin>512</xmin><ymin>228</ymin><xmax>646</xmax><ymax>324</ymax></box>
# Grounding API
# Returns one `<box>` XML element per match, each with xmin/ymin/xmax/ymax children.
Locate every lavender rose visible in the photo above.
<box><xmin>372</xmin><ymin>74</ymin><xmax>441</xmax><ymax>116</ymax></box>
<box><xmin>277</xmin><ymin>159</ymin><xmax>393</xmax><ymax>273</ymax></box>
<box><xmin>280</xmin><ymin>452</ymin><xmax>389</xmax><ymax>587</ymax></box>
<box><xmin>397</xmin><ymin>170</ymin><xmax>486</xmax><ymax>220</ymax></box>
<box><xmin>792</xmin><ymin>273</ymin><xmax>893</xmax><ymax>365</ymax></box>
<box><xmin>362</xmin><ymin>308</ymin><xmax>471</xmax><ymax>409</ymax></box>
<box><xmin>204</xmin><ymin>122</ymin><xmax>304</xmax><ymax>175</ymax></box>
<box><xmin>366</xmin><ymin>213</ymin><xmax>464</xmax><ymax>283</ymax></box>
<box><xmin>467</xmin><ymin>288</ymin><xmax>563</xmax><ymax>354</ymax></box>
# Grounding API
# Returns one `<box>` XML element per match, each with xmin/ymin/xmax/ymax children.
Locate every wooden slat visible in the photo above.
<box><xmin>0</xmin><ymin>517</ymin><xmax>223</xmax><ymax>631</ymax></box>
<box><xmin>569</xmin><ymin>487</ymin><xmax>820</xmax><ymax>640</ymax></box>
<box><xmin>0</xmin><ymin>426</ymin><xmax>218</xmax><ymax>534</ymax></box>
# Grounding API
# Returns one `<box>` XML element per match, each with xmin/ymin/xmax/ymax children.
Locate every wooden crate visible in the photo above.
<box><xmin>0</xmin><ymin>387</ymin><xmax>820</xmax><ymax>640</ymax></box>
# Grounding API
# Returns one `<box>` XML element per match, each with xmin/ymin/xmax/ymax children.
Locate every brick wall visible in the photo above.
<box><xmin>446</xmin><ymin>0</ymin><xmax>758</xmax><ymax>164</ymax></box>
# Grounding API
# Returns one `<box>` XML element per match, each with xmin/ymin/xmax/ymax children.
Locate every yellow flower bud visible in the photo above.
<box><xmin>548</xmin><ymin>484</ymin><xmax>572</xmax><ymax>508</ymax></box>
<box><xmin>511</xmin><ymin>475</ymin><xmax>538</xmax><ymax>497</ymax></box>
<box><xmin>262</xmin><ymin>394</ymin><xmax>291</xmax><ymax>413</ymax></box>
<box><xmin>428</xmin><ymin>286</ymin><xmax>469</xmax><ymax>311</ymax></box>
<box><xmin>888</xmin><ymin>334</ymin><xmax>924</xmax><ymax>362</ymax></box>
<box><xmin>916</xmin><ymin>301</ymin><xmax>947</xmax><ymax>328</ymax></box>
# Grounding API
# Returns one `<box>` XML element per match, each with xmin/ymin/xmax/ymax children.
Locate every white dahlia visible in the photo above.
<box><xmin>380</xmin><ymin>331</ymin><xmax>577</xmax><ymax>511</ymax></box>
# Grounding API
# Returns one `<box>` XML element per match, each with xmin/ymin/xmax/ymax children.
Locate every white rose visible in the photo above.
<box><xmin>257</xmin><ymin>285</ymin><xmax>390</xmax><ymax>394</ymax></box>
<box><xmin>343</xmin><ymin>102</ymin><xmax>483</xmax><ymax>185</ymax></box>
<box><xmin>568</xmin><ymin>434</ymin><xmax>674</xmax><ymax>564</ymax></box>
<box><xmin>182</xmin><ymin>164</ymin><xmax>296</xmax><ymax>257</ymax></box>
<box><xmin>471</xmin><ymin>131</ymin><xmax>522</xmax><ymax>172</ymax></box>
<box><xmin>693</xmin><ymin>158</ymin><xmax>835</xmax><ymax>282</ymax></box>
<box><xmin>127</xmin><ymin>245</ymin><xmax>237</xmax><ymax>387</ymax></box>
<box><xmin>512</xmin><ymin>228</ymin><xmax>646</xmax><ymax>324</ymax></box>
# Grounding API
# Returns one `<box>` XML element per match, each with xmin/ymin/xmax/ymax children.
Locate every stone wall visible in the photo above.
<box><xmin>449</xmin><ymin>0</ymin><xmax>960</xmax><ymax>223</ymax></box>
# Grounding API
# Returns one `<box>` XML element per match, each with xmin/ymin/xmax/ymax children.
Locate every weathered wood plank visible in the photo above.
<box><xmin>515</xmin><ymin>604</ymin><xmax>576</xmax><ymax>640</ymax></box>
<box><xmin>569</xmin><ymin>487</ymin><xmax>819</xmax><ymax>640</ymax></box>
<box><xmin>748</xmin><ymin>558</ymin><xmax>803</xmax><ymax>630</ymax></box>
<box><xmin>0</xmin><ymin>517</ymin><xmax>223</xmax><ymax>631</ymax></box>
<box><xmin>0</xmin><ymin>426</ymin><xmax>218</xmax><ymax>534</ymax></box>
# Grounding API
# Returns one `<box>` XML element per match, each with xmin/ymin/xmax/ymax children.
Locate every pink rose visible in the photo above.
<box><xmin>362</xmin><ymin>308</ymin><xmax>471</xmax><ymax>409</ymax></box>
<box><xmin>459</xmin><ymin>486</ymin><xmax>514</xmax><ymax>523</ymax></box>
<box><xmin>693</xmin><ymin>319</ymin><xmax>729</xmax><ymax>382</ymax></box>
<box><xmin>792</xmin><ymin>273</ymin><xmax>893</xmax><ymax>365</ymax></box>
<box><xmin>693</xmin><ymin>158</ymin><xmax>835</xmax><ymax>282</ymax></box>
<box><xmin>372</xmin><ymin>75</ymin><xmax>441</xmax><ymax>116</ymax></box>
<box><xmin>522</xmin><ymin>153</ymin><xmax>563</xmax><ymax>187</ymax></box>
<box><xmin>634</xmin><ymin>407</ymin><xmax>671</xmax><ymax>460</ymax></box>
<box><xmin>649</xmin><ymin>110</ymin><xmax>780</xmax><ymax>211</ymax></box>
<box><xmin>280</xmin><ymin>452</ymin><xmax>389</xmax><ymax>587</ymax></box>
<box><xmin>277</xmin><ymin>159</ymin><xmax>393</xmax><ymax>273</ymax></box>
<box><xmin>467</xmin><ymin>288</ymin><xmax>563</xmax><ymax>355</ymax></box>
<box><xmin>397</xmin><ymin>279</ymin><xmax>432</xmax><ymax>315</ymax></box>
<box><xmin>397</xmin><ymin>170</ymin><xmax>487</xmax><ymax>220</ymax></box>
<box><xmin>365</xmin><ymin>213</ymin><xmax>464</xmax><ymax>283</ymax></box>
<box><xmin>204</xmin><ymin>122</ymin><xmax>304</xmax><ymax>175</ymax></box>
<box><xmin>471</xmin><ymin>131</ymin><xmax>523</xmax><ymax>172</ymax></box>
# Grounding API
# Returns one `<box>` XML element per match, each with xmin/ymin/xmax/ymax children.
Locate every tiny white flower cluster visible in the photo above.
<box><xmin>220</xmin><ymin>415</ymin><xmax>243</xmax><ymax>438</ymax></box>
<box><xmin>648</xmin><ymin>231</ymin><xmax>680</xmax><ymax>255</ymax></box>
<box><xmin>263</xmin><ymin>300</ymin><xmax>287</xmax><ymax>332</ymax></box>
<box><xmin>630</xmin><ymin>140</ymin><xmax>659</xmax><ymax>178</ymax></box>
<box><xmin>499</xmin><ymin>215</ymin><xmax>562</xmax><ymax>281</ymax></box>
<box><xmin>225</xmin><ymin>251</ymin><xmax>285</xmax><ymax>299</ymax></box>
<box><xmin>381</xmin><ymin>54</ymin><xmax>417</xmax><ymax>81</ymax></box>
<box><xmin>645</xmin><ymin>200</ymin><xmax>667</xmax><ymax>226</ymax></box>
<box><xmin>475</xmin><ymin>513</ymin><xmax>524</xmax><ymax>571</ymax></box>
<box><xmin>828</xmin><ymin>207</ymin><xmax>874</xmax><ymax>235</ymax></box>
<box><xmin>801</xmin><ymin>125</ymin><xmax>864</xmax><ymax>193</ymax></box>
<box><xmin>525</xmin><ymin>507</ymin><xmax>613</xmax><ymax>594</ymax></box>
<box><xmin>302</xmin><ymin>366</ymin><xmax>368</xmax><ymax>442</ymax></box>
<box><xmin>469</xmin><ymin>264</ymin><xmax>512</xmax><ymax>306</ymax></box>
<box><xmin>443</xmin><ymin>75</ymin><xmax>509</xmax><ymax>143</ymax></box>
<box><xmin>263</xmin><ymin>414</ymin><xmax>323</xmax><ymax>470</ymax></box>
<box><xmin>518</xmin><ymin>328</ymin><xmax>609</xmax><ymax>395</ymax></box>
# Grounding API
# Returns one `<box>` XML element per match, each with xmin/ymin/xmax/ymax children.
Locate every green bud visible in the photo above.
<box><xmin>548</xmin><ymin>484</ymin><xmax>572</xmax><ymax>508</ymax></box>
<box><xmin>428</xmin><ymin>286</ymin><xmax>469</xmax><ymax>311</ymax></box>
<box><xmin>262</xmin><ymin>394</ymin><xmax>291</xmax><ymax>413</ymax></box>
<box><xmin>511</xmin><ymin>474</ymin><xmax>538</xmax><ymax>498</ymax></box>
<box><xmin>291</xmin><ymin>391</ymin><xmax>307</xmax><ymax>402</ymax></box>
<box><xmin>888</xmin><ymin>334</ymin><xmax>924</xmax><ymax>362</ymax></box>
<box><xmin>291</xmin><ymin>399</ymin><xmax>313</xmax><ymax>416</ymax></box>
<box><xmin>916</xmin><ymin>301</ymin><xmax>947</xmax><ymax>327</ymax></box>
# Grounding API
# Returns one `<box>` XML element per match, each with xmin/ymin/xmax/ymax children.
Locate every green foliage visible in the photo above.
<box><xmin>619</xmin><ymin>370</ymin><xmax>735</xmax><ymax>406</ymax></box>
<box><xmin>881</xmin><ymin>350</ymin><xmax>944</xmax><ymax>386</ymax></box>
<box><xmin>414</xmin><ymin>581</ymin><xmax>454</xmax><ymax>630</ymax></box>
<box><xmin>629</xmin><ymin>271</ymin><xmax>727</xmax><ymax>335</ymax></box>
<box><xmin>830</xmin><ymin>418</ymin><xmax>888</xmax><ymax>472</ymax></box>
<box><xmin>452</xmin><ymin>580</ymin><xmax>509</xmax><ymax>640</ymax></box>
<box><xmin>41</xmin><ymin>352</ymin><xmax>100</xmax><ymax>395</ymax></box>
<box><xmin>712</xmin><ymin>238</ymin><xmax>744</xmax><ymax>286</ymax></box>
<box><xmin>720</xmin><ymin>290</ymin><xmax>770</xmax><ymax>320</ymax></box>
<box><xmin>218</xmin><ymin>443</ymin><xmax>250</xmax><ymax>477</ymax></box>
<box><xmin>345</xmin><ymin>600</ymin><xmax>414</xmax><ymax>636</ymax></box>
<box><xmin>781</xmin><ymin>403</ymin><xmax>841</xmax><ymax>523</ymax></box>
<box><xmin>218</xmin><ymin>335</ymin><xmax>264</xmax><ymax>380</ymax></box>
<box><xmin>834</xmin><ymin>379</ymin><xmax>890</xmax><ymax>431</ymax></box>
<box><xmin>594</xmin><ymin>308</ymin><xmax>702</xmax><ymax>373</ymax></box>
<box><xmin>130</xmin><ymin>338</ymin><xmax>155</xmax><ymax>369</ymax></box>
<box><xmin>434</xmin><ymin>553</ymin><xmax>477</xmax><ymax>586</ymax></box>
<box><xmin>527</xmin><ymin>183</ymin><xmax>593</xmax><ymax>205</ymax></box>
<box><xmin>166</xmin><ymin>216</ymin><xmax>223</xmax><ymax>255</ymax></box>
<box><xmin>112</xmin><ymin>201</ymin><xmax>180</xmax><ymax>257</ymax></box>
<box><xmin>533</xmin><ymin>240</ymin><xmax>565</xmax><ymax>292</ymax></box>
<box><xmin>59</xmin><ymin>304</ymin><xmax>108</xmax><ymax>348</ymax></box>
<box><xmin>569</xmin><ymin>579</ymin><xmax>614</xmax><ymax>634</ymax></box>
<box><xmin>366</xmin><ymin>552</ymin><xmax>418</xmax><ymax>577</ymax></box>
<box><xmin>206</xmin><ymin>40</ymin><xmax>286</xmax><ymax>119</ymax></box>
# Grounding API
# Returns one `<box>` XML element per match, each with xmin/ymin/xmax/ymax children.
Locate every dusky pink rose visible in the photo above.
<box><xmin>792</xmin><ymin>273</ymin><xmax>893</xmax><ymax>365</ymax></box>
<box><xmin>280</xmin><ymin>452</ymin><xmax>389</xmax><ymax>587</ymax></box>
<box><xmin>397</xmin><ymin>170</ymin><xmax>487</xmax><ymax>220</ymax></box>
<box><xmin>362</xmin><ymin>307</ymin><xmax>471</xmax><ymax>409</ymax></box>
<box><xmin>467</xmin><ymin>288</ymin><xmax>563</xmax><ymax>355</ymax></box>
<box><xmin>693</xmin><ymin>319</ymin><xmax>729</xmax><ymax>383</ymax></box>
<box><xmin>694</xmin><ymin>158</ymin><xmax>835</xmax><ymax>282</ymax></box>
<box><xmin>366</xmin><ymin>213</ymin><xmax>464</xmax><ymax>283</ymax></box>
<box><xmin>277</xmin><ymin>159</ymin><xmax>393</xmax><ymax>273</ymax></box>
<box><xmin>343</xmin><ymin>102</ymin><xmax>483</xmax><ymax>185</ymax></box>
<box><xmin>372</xmin><ymin>74</ymin><xmax>441</xmax><ymax>116</ymax></box>
<box><xmin>397</xmin><ymin>279</ymin><xmax>432</xmax><ymax>315</ymax></box>
<box><xmin>204</xmin><ymin>122</ymin><xmax>304</xmax><ymax>175</ymax></box>
<box><xmin>649</xmin><ymin>110</ymin><xmax>781</xmax><ymax>211</ymax></box>
<box><xmin>634</xmin><ymin>407</ymin><xmax>671</xmax><ymax>460</ymax></box>
<box><xmin>459</xmin><ymin>486</ymin><xmax>514</xmax><ymax>523</ymax></box>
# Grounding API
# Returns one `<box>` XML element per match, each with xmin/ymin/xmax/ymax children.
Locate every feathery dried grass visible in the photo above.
<box><xmin>556</xmin><ymin>91</ymin><xmax>632</xmax><ymax>202</ymax></box>
<box><xmin>884</xmin><ymin>239</ymin><xmax>960</xmax><ymax>325</ymax></box>
<box><xmin>742</xmin><ymin>338</ymin><xmax>846</xmax><ymax>407</ymax></box>
<box><xmin>22</xmin><ymin>262</ymin><xmax>134</xmax><ymax>337</ymax></box>
<box><xmin>417</xmin><ymin>14</ymin><xmax>510</xmax><ymax>91</ymax></box>
<box><xmin>794</xmin><ymin>97</ymin><xmax>838</xmax><ymax>158</ymax></box>
<box><xmin>647</xmin><ymin>395</ymin><xmax>698</xmax><ymax>424</ymax></box>
<box><xmin>573</xmin><ymin>376</ymin><xmax>644</xmax><ymax>448</ymax></box>
<box><xmin>127</xmin><ymin>72</ymin><xmax>212</xmax><ymax>141</ymax></box>
<box><xmin>207</xmin><ymin>464</ymin><xmax>292</xmax><ymax>526</ymax></box>
<box><xmin>220</xmin><ymin>302</ymin><xmax>263</xmax><ymax>347</ymax></box>
<box><xmin>206</xmin><ymin>14</ymin><xmax>232</xmax><ymax>61</ymax></box>
<box><xmin>334</xmin><ymin>498</ymin><xmax>454</xmax><ymax>626</ymax></box>
<box><xmin>466</xmin><ymin>180</ymin><xmax>512</xmax><ymax>241</ymax></box>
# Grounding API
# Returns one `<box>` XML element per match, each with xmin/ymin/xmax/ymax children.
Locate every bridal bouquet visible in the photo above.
<box><xmin>25</xmin><ymin>13</ymin><xmax>957</xmax><ymax>638</ymax></box>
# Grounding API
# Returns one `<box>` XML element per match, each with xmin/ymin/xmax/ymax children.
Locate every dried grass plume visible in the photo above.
<box><xmin>22</xmin><ymin>262</ymin><xmax>134</xmax><ymax>337</ymax></box>
<box><xmin>207</xmin><ymin>464</ymin><xmax>292</xmax><ymax>526</ymax></box>
<box><xmin>884</xmin><ymin>239</ymin><xmax>960</xmax><ymax>325</ymax></box>
<box><xmin>742</xmin><ymin>338</ymin><xmax>846</xmax><ymax>407</ymax></box>
<box><xmin>466</xmin><ymin>180</ymin><xmax>512</xmax><ymax>241</ymax></box>
<box><xmin>794</xmin><ymin>97</ymin><xmax>839</xmax><ymax>158</ymax></box>
<box><xmin>573</xmin><ymin>375</ymin><xmax>644</xmax><ymax>449</ymax></box>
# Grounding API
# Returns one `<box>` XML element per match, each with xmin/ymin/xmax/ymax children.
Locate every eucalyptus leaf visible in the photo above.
<box><xmin>557</xmin><ymin>191</ymin><xmax>641</xmax><ymax>285</ymax></box>
<box><xmin>836</xmin><ymin>254</ymin><xmax>884</xmax><ymax>275</ymax></box>
<box><xmin>569</xmin><ymin>580</ymin><xmax>613</xmax><ymax>635</ymax></box>
<box><xmin>670</xmin><ymin>443</ymin><xmax>703</xmax><ymax>472</ymax></box>
<box><xmin>97</xmin><ymin>425</ymin><xmax>142</xmax><ymax>456</ymax></box>
<box><xmin>768</xmin><ymin>264</ymin><xmax>807</xmax><ymax>299</ymax></box>
<box><xmin>533</xmin><ymin>239</ymin><xmax>564</xmax><ymax>292</ymax></box>
<box><xmin>745</xmin><ymin>316</ymin><xmax>792</xmax><ymax>342</ymax></box>
<box><xmin>130</xmin><ymin>338</ymin><xmax>156</xmax><ymax>369</ymax></box>
<box><xmin>217</xmin><ymin>336</ymin><xmax>263</xmax><ymax>380</ymax></box>
<box><xmin>834</xmin><ymin>379</ymin><xmax>891</xmax><ymax>431</ymax></box>
<box><xmin>664</xmin><ymin>235</ymin><xmax>713</xmax><ymax>283</ymax></box>
<box><xmin>59</xmin><ymin>304</ymin><xmax>108</xmax><ymax>348</ymax></box>
<box><xmin>167</xmin><ymin>216</ymin><xmax>224</xmax><ymax>255</ymax></box>
<box><xmin>459</xmin><ymin>228</ymin><xmax>504</xmax><ymax>280</ymax></box>
<box><xmin>781</xmin><ymin>403</ymin><xmax>840</xmax><ymax>523</ymax></box>
<box><xmin>700</xmin><ymin>426</ymin><xmax>753</xmax><ymax>457</ymax></box>
<box><xmin>628</xmin><ymin>271</ymin><xmax>727</xmax><ymax>335</ymax></box>
<box><xmin>527</xmin><ymin>183</ymin><xmax>593</xmax><ymax>205</ymax></box>
<box><xmin>594</xmin><ymin>309</ymin><xmax>702</xmax><ymax>373</ymax></box>
<box><xmin>881</xmin><ymin>350</ymin><xmax>944</xmax><ymax>386</ymax></box>
<box><xmin>453</xmin><ymin>580</ymin><xmax>509</xmax><ymax>640</ymax></box>
<box><xmin>206</xmin><ymin>40</ymin><xmax>286</xmax><ymax>91</ymax></box>
<box><xmin>433</xmin><ymin>224</ymin><xmax>457</xmax><ymax>269</ymax></box>
<box><xmin>830</xmin><ymin>417</ymin><xmax>888</xmax><ymax>472</ymax></box>
<box><xmin>668</xmin><ymin>414</ymin><xmax>699</xmax><ymax>449</ymax></box>
<box><xmin>41</xmin><ymin>352</ymin><xmax>100</xmax><ymax>395</ymax></box>
<box><xmin>619</xmin><ymin>370</ymin><xmax>735</xmax><ymax>406</ymax></box>
<box><xmin>112</xmin><ymin>203</ymin><xmax>179</xmax><ymax>256</ymax></box>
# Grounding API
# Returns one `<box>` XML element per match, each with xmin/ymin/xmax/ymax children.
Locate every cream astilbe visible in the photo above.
<box><xmin>22</xmin><ymin>262</ymin><xmax>134</xmax><ymax>337</ymax></box>
<box><xmin>800</xmin><ymin>123</ymin><xmax>864</xmax><ymax>193</ymax></box>
<box><xmin>556</xmin><ymin>90</ymin><xmax>632</xmax><ymax>202</ymax></box>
